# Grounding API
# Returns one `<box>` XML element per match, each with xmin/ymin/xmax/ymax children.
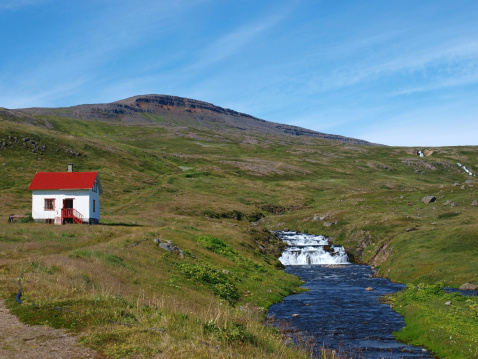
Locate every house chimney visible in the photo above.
<box><xmin>68</xmin><ymin>163</ymin><xmax>73</xmax><ymax>172</ymax></box>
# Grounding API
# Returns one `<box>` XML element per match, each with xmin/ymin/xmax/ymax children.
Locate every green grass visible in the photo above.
<box><xmin>392</xmin><ymin>284</ymin><xmax>478</xmax><ymax>359</ymax></box>
<box><xmin>1</xmin><ymin>112</ymin><xmax>478</xmax><ymax>357</ymax></box>
<box><xmin>69</xmin><ymin>249</ymin><xmax>127</xmax><ymax>267</ymax></box>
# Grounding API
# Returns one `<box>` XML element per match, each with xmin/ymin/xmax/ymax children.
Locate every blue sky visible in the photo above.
<box><xmin>1</xmin><ymin>0</ymin><xmax>477</xmax><ymax>146</ymax></box>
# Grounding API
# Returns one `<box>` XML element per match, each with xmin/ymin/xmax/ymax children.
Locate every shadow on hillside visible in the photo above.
<box><xmin>100</xmin><ymin>222</ymin><xmax>143</xmax><ymax>227</ymax></box>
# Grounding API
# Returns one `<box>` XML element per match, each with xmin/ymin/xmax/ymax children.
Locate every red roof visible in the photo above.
<box><xmin>29</xmin><ymin>172</ymin><xmax>99</xmax><ymax>190</ymax></box>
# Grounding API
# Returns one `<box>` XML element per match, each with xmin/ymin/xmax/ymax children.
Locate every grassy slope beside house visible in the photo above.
<box><xmin>0</xmin><ymin>114</ymin><xmax>477</xmax><ymax>358</ymax></box>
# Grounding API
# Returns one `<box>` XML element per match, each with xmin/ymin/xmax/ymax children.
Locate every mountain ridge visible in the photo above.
<box><xmin>16</xmin><ymin>94</ymin><xmax>380</xmax><ymax>146</ymax></box>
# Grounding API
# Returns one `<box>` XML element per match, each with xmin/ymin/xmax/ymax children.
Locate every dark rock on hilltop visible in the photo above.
<box><xmin>14</xmin><ymin>94</ymin><xmax>379</xmax><ymax>146</ymax></box>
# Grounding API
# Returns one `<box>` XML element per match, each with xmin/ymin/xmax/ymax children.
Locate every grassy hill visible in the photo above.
<box><xmin>1</xmin><ymin>99</ymin><xmax>477</xmax><ymax>358</ymax></box>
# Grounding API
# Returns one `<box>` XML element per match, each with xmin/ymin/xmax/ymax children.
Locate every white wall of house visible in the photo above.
<box><xmin>31</xmin><ymin>186</ymin><xmax>100</xmax><ymax>223</ymax></box>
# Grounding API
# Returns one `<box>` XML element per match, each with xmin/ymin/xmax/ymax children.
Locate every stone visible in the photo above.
<box><xmin>454</xmin><ymin>182</ymin><xmax>460</xmax><ymax>186</ymax></box>
<box><xmin>461</xmin><ymin>185</ymin><xmax>466</xmax><ymax>190</ymax></box>
<box><xmin>365</xmin><ymin>287</ymin><xmax>374</xmax><ymax>291</ymax></box>
<box><xmin>443</xmin><ymin>199</ymin><xmax>457</xmax><ymax>207</ymax></box>
<box><xmin>156</xmin><ymin>239</ymin><xmax>185</xmax><ymax>258</ymax></box>
<box><xmin>222</xmin><ymin>269</ymin><xmax>230</xmax><ymax>275</ymax></box>
<box><xmin>459</xmin><ymin>283</ymin><xmax>478</xmax><ymax>291</ymax></box>
<box><xmin>445</xmin><ymin>301</ymin><xmax>452</xmax><ymax>306</ymax></box>
<box><xmin>422</xmin><ymin>196</ymin><xmax>436</xmax><ymax>204</ymax></box>
<box><xmin>292</xmin><ymin>314</ymin><xmax>300</xmax><ymax>318</ymax></box>
<box><xmin>159</xmin><ymin>243</ymin><xmax>173</xmax><ymax>252</ymax></box>
<box><xmin>471</xmin><ymin>200</ymin><xmax>478</xmax><ymax>206</ymax></box>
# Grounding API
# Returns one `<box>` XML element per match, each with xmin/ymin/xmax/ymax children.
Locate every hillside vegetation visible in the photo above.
<box><xmin>1</xmin><ymin>98</ymin><xmax>477</xmax><ymax>358</ymax></box>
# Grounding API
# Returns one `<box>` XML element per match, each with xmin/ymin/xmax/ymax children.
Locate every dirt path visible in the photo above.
<box><xmin>0</xmin><ymin>300</ymin><xmax>101</xmax><ymax>359</ymax></box>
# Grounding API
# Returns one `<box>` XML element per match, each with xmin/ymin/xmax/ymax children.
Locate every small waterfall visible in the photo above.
<box><xmin>457</xmin><ymin>162</ymin><xmax>475</xmax><ymax>176</ymax></box>
<box><xmin>277</xmin><ymin>231</ymin><xmax>349</xmax><ymax>265</ymax></box>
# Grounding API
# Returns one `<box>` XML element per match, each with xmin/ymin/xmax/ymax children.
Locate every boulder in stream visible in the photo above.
<box><xmin>459</xmin><ymin>283</ymin><xmax>478</xmax><ymax>290</ymax></box>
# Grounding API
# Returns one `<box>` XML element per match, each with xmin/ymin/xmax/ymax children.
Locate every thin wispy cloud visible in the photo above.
<box><xmin>356</xmin><ymin>97</ymin><xmax>478</xmax><ymax>146</ymax></box>
<box><xmin>1</xmin><ymin>0</ymin><xmax>477</xmax><ymax>145</ymax></box>
<box><xmin>0</xmin><ymin>79</ymin><xmax>87</xmax><ymax>109</ymax></box>
<box><xmin>0</xmin><ymin>0</ymin><xmax>49</xmax><ymax>10</ymax></box>
<box><xmin>1</xmin><ymin>0</ymin><xmax>206</xmax><ymax>108</ymax></box>
<box><xmin>305</xmin><ymin>38</ymin><xmax>478</xmax><ymax>95</ymax></box>
<box><xmin>387</xmin><ymin>71</ymin><xmax>478</xmax><ymax>97</ymax></box>
<box><xmin>189</xmin><ymin>10</ymin><xmax>289</xmax><ymax>71</ymax></box>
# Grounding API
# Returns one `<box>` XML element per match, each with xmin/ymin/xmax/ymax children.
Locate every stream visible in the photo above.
<box><xmin>268</xmin><ymin>232</ymin><xmax>434</xmax><ymax>358</ymax></box>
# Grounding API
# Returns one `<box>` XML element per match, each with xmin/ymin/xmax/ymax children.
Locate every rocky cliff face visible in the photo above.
<box><xmin>17</xmin><ymin>94</ymin><xmax>379</xmax><ymax>145</ymax></box>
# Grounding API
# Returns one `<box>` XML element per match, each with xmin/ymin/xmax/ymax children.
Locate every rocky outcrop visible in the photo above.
<box><xmin>154</xmin><ymin>238</ymin><xmax>184</xmax><ymax>258</ymax></box>
<box><xmin>370</xmin><ymin>242</ymin><xmax>393</xmax><ymax>266</ymax></box>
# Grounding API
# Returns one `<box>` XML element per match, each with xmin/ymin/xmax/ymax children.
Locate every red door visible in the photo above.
<box><xmin>62</xmin><ymin>199</ymin><xmax>74</xmax><ymax>219</ymax></box>
<box><xmin>63</xmin><ymin>199</ymin><xmax>73</xmax><ymax>209</ymax></box>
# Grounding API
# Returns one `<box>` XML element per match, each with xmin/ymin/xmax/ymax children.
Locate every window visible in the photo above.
<box><xmin>44</xmin><ymin>199</ymin><xmax>55</xmax><ymax>210</ymax></box>
<box><xmin>93</xmin><ymin>199</ymin><xmax>96</xmax><ymax>212</ymax></box>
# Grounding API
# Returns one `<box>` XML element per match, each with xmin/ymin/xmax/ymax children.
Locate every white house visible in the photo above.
<box><xmin>28</xmin><ymin>165</ymin><xmax>102</xmax><ymax>224</ymax></box>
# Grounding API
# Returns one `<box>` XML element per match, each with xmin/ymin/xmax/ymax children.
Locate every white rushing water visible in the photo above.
<box><xmin>277</xmin><ymin>231</ymin><xmax>350</xmax><ymax>265</ymax></box>
<box><xmin>457</xmin><ymin>162</ymin><xmax>475</xmax><ymax>176</ymax></box>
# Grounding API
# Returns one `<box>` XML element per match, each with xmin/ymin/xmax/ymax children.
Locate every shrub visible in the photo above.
<box><xmin>198</xmin><ymin>236</ymin><xmax>235</xmax><ymax>259</ymax></box>
<box><xmin>178</xmin><ymin>262</ymin><xmax>239</xmax><ymax>303</ymax></box>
